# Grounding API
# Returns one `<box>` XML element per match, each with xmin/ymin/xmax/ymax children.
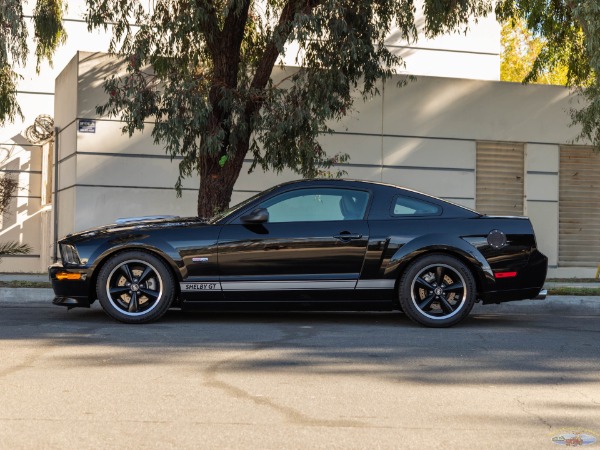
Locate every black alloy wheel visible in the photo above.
<box><xmin>97</xmin><ymin>250</ymin><xmax>176</xmax><ymax>324</ymax></box>
<box><xmin>399</xmin><ymin>254</ymin><xmax>476</xmax><ymax>327</ymax></box>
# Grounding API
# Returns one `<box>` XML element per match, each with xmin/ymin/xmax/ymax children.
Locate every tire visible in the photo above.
<box><xmin>96</xmin><ymin>250</ymin><xmax>176</xmax><ymax>324</ymax></box>
<box><xmin>398</xmin><ymin>254</ymin><xmax>476</xmax><ymax>327</ymax></box>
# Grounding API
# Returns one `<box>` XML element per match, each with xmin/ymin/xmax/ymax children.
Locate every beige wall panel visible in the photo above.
<box><xmin>74</xmin><ymin>187</ymin><xmax>196</xmax><ymax>231</ymax></box>
<box><xmin>0</xmin><ymin>198</ymin><xmax>43</xmax><ymax>250</ymax></box>
<box><xmin>525</xmin><ymin>174</ymin><xmax>558</xmax><ymax>202</ymax></box>
<box><xmin>27</xmin><ymin>145</ymin><xmax>43</xmax><ymax>170</ymax></box>
<box><xmin>446</xmin><ymin>198</ymin><xmax>476</xmax><ymax>210</ymax></box>
<box><xmin>54</xmin><ymin>54</ymin><xmax>79</xmax><ymax>129</ymax></box>
<box><xmin>77</xmin><ymin>52</ymin><xmax>129</xmax><ymax>118</ymax></box>
<box><xmin>548</xmin><ymin>267</ymin><xmax>596</xmax><ymax>278</ymax></box>
<box><xmin>318</xmin><ymin>134</ymin><xmax>383</xmax><ymax>166</ymax></box>
<box><xmin>0</xmin><ymin>257</ymin><xmax>42</xmax><ymax>273</ymax></box>
<box><xmin>77</xmin><ymin>120</ymin><xmax>164</xmax><ymax>156</ymax></box>
<box><xmin>19</xmin><ymin>172</ymin><xmax>42</xmax><ymax>198</ymax></box>
<box><xmin>338</xmin><ymin>164</ymin><xmax>383</xmax><ymax>182</ymax></box>
<box><xmin>382</xmin><ymin>76</ymin><xmax>578</xmax><ymax>144</ymax></box>
<box><xmin>527</xmin><ymin>201</ymin><xmax>558</xmax><ymax>266</ymax></box>
<box><xmin>74</xmin><ymin>154</ymin><xmax>197</xmax><ymax>190</ymax></box>
<box><xmin>392</xmin><ymin>51</ymin><xmax>500</xmax><ymax>81</ymax></box>
<box><xmin>526</xmin><ymin>144</ymin><xmax>559</xmax><ymax>173</ymax></box>
<box><xmin>57</xmin><ymin>188</ymin><xmax>76</xmax><ymax>237</ymax></box>
<box><xmin>58</xmin><ymin>156</ymin><xmax>78</xmax><ymax>191</ymax></box>
<box><xmin>383</xmin><ymin>137</ymin><xmax>475</xmax><ymax>169</ymax></box>
<box><xmin>382</xmin><ymin>167</ymin><xmax>474</xmax><ymax>198</ymax></box>
<box><xmin>57</xmin><ymin>122</ymin><xmax>77</xmax><ymax>161</ymax></box>
<box><xmin>233</xmin><ymin>163</ymin><xmax>300</xmax><ymax>192</ymax></box>
<box><xmin>326</xmin><ymin>82</ymin><xmax>383</xmax><ymax>135</ymax></box>
<box><xmin>385</xmin><ymin>5</ymin><xmax>500</xmax><ymax>54</ymax></box>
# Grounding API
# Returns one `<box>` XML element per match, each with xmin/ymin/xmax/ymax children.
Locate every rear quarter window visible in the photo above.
<box><xmin>391</xmin><ymin>196</ymin><xmax>442</xmax><ymax>217</ymax></box>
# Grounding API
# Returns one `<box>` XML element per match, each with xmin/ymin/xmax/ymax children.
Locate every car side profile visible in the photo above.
<box><xmin>49</xmin><ymin>179</ymin><xmax>547</xmax><ymax>327</ymax></box>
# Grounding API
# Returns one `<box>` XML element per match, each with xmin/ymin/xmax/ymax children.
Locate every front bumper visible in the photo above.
<box><xmin>49</xmin><ymin>262</ymin><xmax>94</xmax><ymax>308</ymax></box>
<box><xmin>52</xmin><ymin>296</ymin><xmax>92</xmax><ymax>309</ymax></box>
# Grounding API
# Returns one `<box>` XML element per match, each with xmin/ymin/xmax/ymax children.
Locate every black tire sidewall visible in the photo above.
<box><xmin>96</xmin><ymin>251</ymin><xmax>176</xmax><ymax>324</ymax></box>
<box><xmin>399</xmin><ymin>254</ymin><xmax>476</xmax><ymax>327</ymax></box>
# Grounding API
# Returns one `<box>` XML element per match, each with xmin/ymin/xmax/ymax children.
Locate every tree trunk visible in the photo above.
<box><xmin>197</xmin><ymin>137</ymin><xmax>249</xmax><ymax>219</ymax></box>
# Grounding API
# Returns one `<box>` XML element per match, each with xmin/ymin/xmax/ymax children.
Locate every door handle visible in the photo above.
<box><xmin>334</xmin><ymin>232</ymin><xmax>363</xmax><ymax>241</ymax></box>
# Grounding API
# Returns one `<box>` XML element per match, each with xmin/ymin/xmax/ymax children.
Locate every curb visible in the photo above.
<box><xmin>1</xmin><ymin>288</ymin><xmax>599</xmax><ymax>314</ymax></box>
<box><xmin>473</xmin><ymin>296</ymin><xmax>600</xmax><ymax>314</ymax></box>
<box><xmin>1</xmin><ymin>288</ymin><xmax>55</xmax><ymax>303</ymax></box>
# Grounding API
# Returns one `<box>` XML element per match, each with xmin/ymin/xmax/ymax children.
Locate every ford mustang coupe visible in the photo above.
<box><xmin>50</xmin><ymin>179</ymin><xmax>547</xmax><ymax>327</ymax></box>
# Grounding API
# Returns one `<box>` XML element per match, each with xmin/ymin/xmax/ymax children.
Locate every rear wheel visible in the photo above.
<box><xmin>96</xmin><ymin>251</ymin><xmax>176</xmax><ymax>324</ymax></box>
<box><xmin>399</xmin><ymin>254</ymin><xmax>476</xmax><ymax>327</ymax></box>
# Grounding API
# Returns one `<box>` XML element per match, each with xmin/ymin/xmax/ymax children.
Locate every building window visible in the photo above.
<box><xmin>476</xmin><ymin>142</ymin><xmax>524</xmax><ymax>215</ymax></box>
<box><xmin>559</xmin><ymin>146</ymin><xmax>600</xmax><ymax>267</ymax></box>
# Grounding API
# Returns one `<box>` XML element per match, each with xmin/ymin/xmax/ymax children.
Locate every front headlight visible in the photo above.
<box><xmin>60</xmin><ymin>244</ymin><xmax>82</xmax><ymax>265</ymax></box>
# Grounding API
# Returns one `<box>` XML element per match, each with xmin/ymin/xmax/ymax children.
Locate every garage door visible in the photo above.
<box><xmin>559</xmin><ymin>146</ymin><xmax>600</xmax><ymax>267</ymax></box>
<box><xmin>476</xmin><ymin>142</ymin><xmax>524</xmax><ymax>215</ymax></box>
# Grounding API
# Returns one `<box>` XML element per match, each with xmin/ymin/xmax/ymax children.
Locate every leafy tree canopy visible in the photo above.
<box><xmin>497</xmin><ymin>0</ymin><xmax>600</xmax><ymax>149</ymax></box>
<box><xmin>500</xmin><ymin>17</ymin><xmax>568</xmax><ymax>85</ymax></box>
<box><xmin>4</xmin><ymin>0</ymin><xmax>599</xmax><ymax>218</ymax></box>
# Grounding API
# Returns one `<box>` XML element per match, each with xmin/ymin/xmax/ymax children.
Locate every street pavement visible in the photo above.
<box><xmin>0</xmin><ymin>293</ymin><xmax>599</xmax><ymax>449</ymax></box>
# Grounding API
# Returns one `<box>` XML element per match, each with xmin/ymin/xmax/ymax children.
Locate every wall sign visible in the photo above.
<box><xmin>78</xmin><ymin>119</ymin><xmax>96</xmax><ymax>133</ymax></box>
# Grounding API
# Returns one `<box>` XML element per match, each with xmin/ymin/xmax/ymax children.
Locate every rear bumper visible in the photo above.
<box><xmin>480</xmin><ymin>286</ymin><xmax>546</xmax><ymax>304</ymax></box>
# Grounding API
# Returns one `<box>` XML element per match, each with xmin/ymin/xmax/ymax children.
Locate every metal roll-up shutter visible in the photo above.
<box><xmin>476</xmin><ymin>142</ymin><xmax>524</xmax><ymax>215</ymax></box>
<box><xmin>559</xmin><ymin>146</ymin><xmax>600</xmax><ymax>267</ymax></box>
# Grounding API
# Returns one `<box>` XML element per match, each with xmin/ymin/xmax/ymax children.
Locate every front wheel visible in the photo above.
<box><xmin>399</xmin><ymin>254</ymin><xmax>476</xmax><ymax>327</ymax></box>
<box><xmin>96</xmin><ymin>251</ymin><xmax>176</xmax><ymax>324</ymax></box>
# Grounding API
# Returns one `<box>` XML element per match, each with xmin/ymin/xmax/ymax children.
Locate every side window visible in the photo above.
<box><xmin>392</xmin><ymin>196</ymin><xmax>441</xmax><ymax>216</ymax></box>
<box><xmin>259</xmin><ymin>188</ymin><xmax>369</xmax><ymax>223</ymax></box>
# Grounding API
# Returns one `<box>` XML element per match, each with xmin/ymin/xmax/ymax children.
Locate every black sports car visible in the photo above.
<box><xmin>49</xmin><ymin>179</ymin><xmax>547</xmax><ymax>327</ymax></box>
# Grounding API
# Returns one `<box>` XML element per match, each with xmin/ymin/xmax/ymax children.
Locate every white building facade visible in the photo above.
<box><xmin>1</xmin><ymin>4</ymin><xmax>598</xmax><ymax>276</ymax></box>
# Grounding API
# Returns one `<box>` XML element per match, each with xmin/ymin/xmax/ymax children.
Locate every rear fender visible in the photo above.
<box><xmin>385</xmin><ymin>234</ymin><xmax>495</xmax><ymax>291</ymax></box>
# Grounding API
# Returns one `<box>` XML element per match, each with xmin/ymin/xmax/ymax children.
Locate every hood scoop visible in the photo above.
<box><xmin>114</xmin><ymin>215</ymin><xmax>180</xmax><ymax>225</ymax></box>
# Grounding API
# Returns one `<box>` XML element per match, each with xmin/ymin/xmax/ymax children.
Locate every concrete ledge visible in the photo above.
<box><xmin>1</xmin><ymin>288</ymin><xmax>599</xmax><ymax>314</ymax></box>
<box><xmin>0</xmin><ymin>288</ymin><xmax>54</xmax><ymax>303</ymax></box>
<box><xmin>474</xmin><ymin>296</ymin><xmax>600</xmax><ymax>314</ymax></box>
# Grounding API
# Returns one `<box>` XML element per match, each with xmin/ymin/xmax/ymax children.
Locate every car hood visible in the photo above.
<box><xmin>62</xmin><ymin>216</ymin><xmax>208</xmax><ymax>243</ymax></box>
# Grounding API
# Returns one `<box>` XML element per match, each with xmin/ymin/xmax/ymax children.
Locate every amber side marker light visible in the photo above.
<box><xmin>55</xmin><ymin>272</ymin><xmax>82</xmax><ymax>281</ymax></box>
<box><xmin>494</xmin><ymin>271</ymin><xmax>517</xmax><ymax>279</ymax></box>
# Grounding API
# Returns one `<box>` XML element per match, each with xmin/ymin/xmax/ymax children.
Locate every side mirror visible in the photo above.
<box><xmin>240</xmin><ymin>208</ymin><xmax>269</xmax><ymax>224</ymax></box>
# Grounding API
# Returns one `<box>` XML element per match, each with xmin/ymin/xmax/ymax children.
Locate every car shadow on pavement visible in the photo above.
<box><xmin>1</xmin><ymin>302</ymin><xmax>599</xmax><ymax>389</ymax></box>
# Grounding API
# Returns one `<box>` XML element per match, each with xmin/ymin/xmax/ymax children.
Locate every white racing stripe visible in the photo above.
<box><xmin>181</xmin><ymin>279</ymin><xmax>395</xmax><ymax>292</ymax></box>
<box><xmin>355</xmin><ymin>279</ymin><xmax>396</xmax><ymax>289</ymax></box>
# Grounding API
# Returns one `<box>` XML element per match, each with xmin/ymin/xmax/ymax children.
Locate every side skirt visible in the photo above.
<box><xmin>180</xmin><ymin>300</ymin><xmax>396</xmax><ymax>312</ymax></box>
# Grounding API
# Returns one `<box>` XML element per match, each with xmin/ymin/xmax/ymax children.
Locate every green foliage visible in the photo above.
<box><xmin>500</xmin><ymin>18</ymin><xmax>568</xmax><ymax>85</ymax></box>
<box><xmin>0</xmin><ymin>0</ymin><xmax>28</xmax><ymax>125</ymax></box>
<box><xmin>0</xmin><ymin>241</ymin><xmax>32</xmax><ymax>264</ymax></box>
<box><xmin>498</xmin><ymin>0</ymin><xmax>600</xmax><ymax>149</ymax></box>
<box><xmin>33</xmin><ymin>0</ymin><xmax>68</xmax><ymax>72</ymax></box>
<box><xmin>0</xmin><ymin>0</ymin><xmax>67</xmax><ymax>125</ymax></box>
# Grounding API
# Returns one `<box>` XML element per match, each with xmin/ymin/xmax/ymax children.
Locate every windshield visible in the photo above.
<box><xmin>207</xmin><ymin>188</ymin><xmax>273</xmax><ymax>224</ymax></box>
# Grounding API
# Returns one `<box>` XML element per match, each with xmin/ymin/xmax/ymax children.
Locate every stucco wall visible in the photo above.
<box><xmin>50</xmin><ymin>52</ymin><xmax>594</xmax><ymax>277</ymax></box>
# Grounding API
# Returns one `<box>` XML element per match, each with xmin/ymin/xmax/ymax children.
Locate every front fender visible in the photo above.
<box><xmin>86</xmin><ymin>238</ymin><xmax>185</xmax><ymax>282</ymax></box>
<box><xmin>385</xmin><ymin>234</ymin><xmax>495</xmax><ymax>291</ymax></box>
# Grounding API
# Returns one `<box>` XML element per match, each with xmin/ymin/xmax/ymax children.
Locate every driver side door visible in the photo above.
<box><xmin>217</xmin><ymin>187</ymin><xmax>371</xmax><ymax>300</ymax></box>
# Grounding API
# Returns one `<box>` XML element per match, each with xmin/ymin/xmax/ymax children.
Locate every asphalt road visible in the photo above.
<box><xmin>0</xmin><ymin>298</ymin><xmax>599</xmax><ymax>449</ymax></box>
